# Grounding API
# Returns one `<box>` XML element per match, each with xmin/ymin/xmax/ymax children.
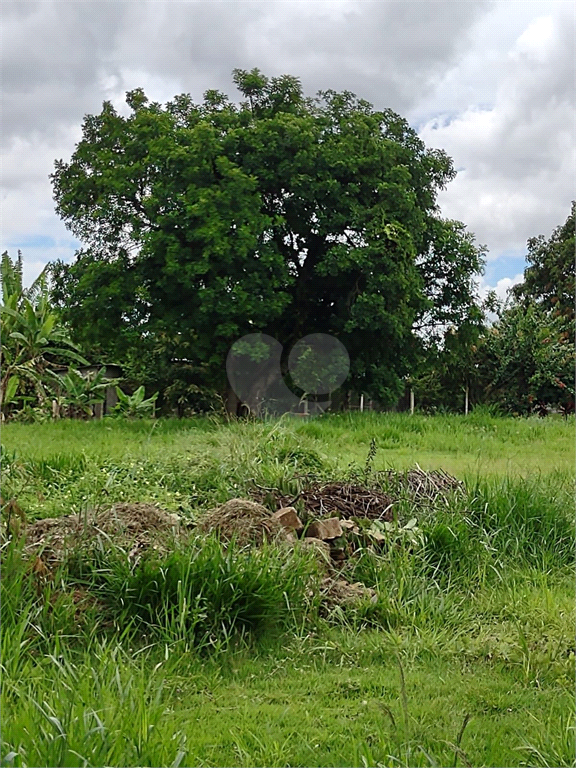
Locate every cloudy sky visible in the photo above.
<box><xmin>2</xmin><ymin>0</ymin><xmax>574</xmax><ymax>299</ymax></box>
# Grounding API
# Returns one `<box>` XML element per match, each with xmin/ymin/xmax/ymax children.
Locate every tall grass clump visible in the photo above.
<box><xmin>3</xmin><ymin>640</ymin><xmax>192</xmax><ymax>768</ymax></box>
<box><xmin>1</xmin><ymin>538</ymin><xmax>41</xmax><ymax>686</ymax></box>
<box><xmin>1</xmin><ymin>539</ymin><xmax>99</xmax><ymax>688</ymax></box>
<box><xmin>100</xmin><ymin>536</ymin><xmax>321</xmax><ymax>648</ymax></box>
<box><xmin>465</xmin><ymin>473</ymin><xmax>574</xmax><ymax>567</ymax></box>
<box><xmin>401</xmin><ymin>473</ymin><xmax>574</xmax><ymax>585</ymax></box>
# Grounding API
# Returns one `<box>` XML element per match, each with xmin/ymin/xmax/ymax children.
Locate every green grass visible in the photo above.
<box><xmin>2</xmin><ymin>412</ymin><xmax>573</xmax><ymax>521</ymax></box>
<box><xmin>1</xmin><ymin>413</ymin><xmax>574</xmax><ymax>767</ymax></box>
<box><xmin>2</xmin><ymin>410</ymin><xmax>574</xmax><ymax>470</ymax></box>
<box><xmin>4</xmin><ymin>627</ymin><xmax>574</xmax><ymax>768</ymax></box>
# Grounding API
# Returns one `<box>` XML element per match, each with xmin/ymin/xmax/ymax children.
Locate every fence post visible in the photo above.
<box><xmin>360</xmin><ymin>394</ymin><xmax>364</xmax><ymax>412</ymax></box>
<box><xmin>410</xmin><ymin>389</ymin><xmax>415</xmax><ymax>415</ymax></box>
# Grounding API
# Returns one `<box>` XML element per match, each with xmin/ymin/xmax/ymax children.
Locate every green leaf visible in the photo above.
<box><xmin>3</xmin><ymin>375</ymin><xmax>19</xmax><ymax>404</ymax></box>
<box><xmin>1</xmin><ymin>306</ymin><xmax>24</xmax><ymax>321</ymax></box>
<box><xmin>9</xmin><ymin>332</ymin><xmax>28</xmax><ymax>344</ymax></box>
<box><xmin>116</xmin><ymin>386</ymin><xmax>130</xmax><ymax>403</ymax></box>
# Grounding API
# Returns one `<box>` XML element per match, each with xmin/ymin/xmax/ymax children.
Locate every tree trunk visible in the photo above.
<box><xmin>225</xmin><ymin>383</ymin><xmax>240</xmax><ymax>416</ymax></box>
<box><xmin>245</xmin><ymin>359</ymin><xmax>283</xmax><ymax>416</ymax></box>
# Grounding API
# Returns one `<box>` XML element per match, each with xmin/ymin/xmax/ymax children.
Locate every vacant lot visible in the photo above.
<box><xmin>2</xmin><ymin>413</ymin><xmax>574</xmax><ymax>767</ymax></box>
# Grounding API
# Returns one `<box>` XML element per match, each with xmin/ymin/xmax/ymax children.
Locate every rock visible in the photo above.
<box><xmin>321</xmin><ymin>578</ymin><xmax>378</xmax><ymax>606</ymax></box>
<box><xmin>311</xmin><ymin>518</ymin><xmax>343</xmax><ymax>540</ymax></box>
<box><xmin>307</xmin><ymin>517</ymin><xmax>343</xmax><ymax>541</ymax></box>
<box><xmin>341</xmin><ymin>520</ymin><xmax>360</xmax><ymax>535</ymax></box>
<box><xmin>302</xmin><ymin>536</ymin><xmax>331</xmax><ymax>552</ymax></box>
<box><xmin>328</xmin><ymin>535</ymin><xmax>348</xmax><ymax>563</ymax></box>
<box><xmin>271</xmin><ymin>507</ymin><xmax>304</xmax><ymax>533</ymax></box>
<box><xmin>368</xmin><ymin>529</ymin><xmax>387</xmax><ymax>543</ymax></box>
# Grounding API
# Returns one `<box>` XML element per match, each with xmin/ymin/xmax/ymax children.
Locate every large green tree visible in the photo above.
<box><xmin>51</xmin><ymin>69</ymin><xmax>485</xmax><ymax>410</ymax></box>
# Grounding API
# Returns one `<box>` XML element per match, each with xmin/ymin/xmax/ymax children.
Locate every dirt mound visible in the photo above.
<box><xmin>197</xmin><ymin>498</ymin><xmax>288</xmax><ymax>547</ymax></box>
<box><xmin>25</xmin><ymin>503</ymin><xmax>185</xmax><ymax>564</ymax></box>
<box><xmin>297</xmin><ymin>483</ymin><xmax>395</xmax><ymax>521</ymax></box>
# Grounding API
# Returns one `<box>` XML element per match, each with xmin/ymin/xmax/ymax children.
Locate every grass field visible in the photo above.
<box><xmin>2</xmin><ymin>412</ymin><xmax>575</xmax><ymax>767</ymax></box>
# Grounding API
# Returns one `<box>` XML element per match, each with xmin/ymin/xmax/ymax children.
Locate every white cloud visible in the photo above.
<box><xmin>514</xmin><ymin>15</ymin><xmax>555</xmax><ymax>62</ymax></box>
<box><xmin>1</xmin><ymin>128</ymin><xmax>81</xmax><ymax>272</ymax></box>
<box><xmin>418</xmin><ymin>7</ymin><xmax>575</xmax><ymax>264</ymax></box>
<box><xmin>479</xmin><ymin>273</ymin><xmax>525</xmax><ymax>304</ymax></box>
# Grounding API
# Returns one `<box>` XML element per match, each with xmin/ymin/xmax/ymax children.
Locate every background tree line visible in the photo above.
<box><xmin>411</xmin><ymin>202</ymin><xmax>574</xmax><ymax>416</ymax></box>
<box><xmin>1</xmin><ymin>71</ymin><xmax>573</xmax><ymax>418</ymax></box>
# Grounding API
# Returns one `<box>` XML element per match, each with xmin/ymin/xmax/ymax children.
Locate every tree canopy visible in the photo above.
<box><xmin>513</xmin><ymin>201</ymin><xmax>575</xmax><ymax>331</ymax></box>
<box><xmin>477</xmin><ymin>300</ymin><xmax>574</xmax><ymax>415</ymax></box>
<box><xmin>51</xmin><ymin>69</ymin><xmax>485</xmax><ymax>409</ymax></box>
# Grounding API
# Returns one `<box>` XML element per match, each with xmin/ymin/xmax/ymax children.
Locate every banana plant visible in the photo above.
<box><xmin>1</xmin><ymin>251</ymin><xmax>88</xmax><ymax>413</ymax></box>
<box><xmin>113</xmin><ymin>385</ymin><xmax>158</xmax><ymax>418</ymax></box>
<box><xmin>49</xmin><ymin>366</ymin><xmax>113</xmax><ymax>418</ymax></box>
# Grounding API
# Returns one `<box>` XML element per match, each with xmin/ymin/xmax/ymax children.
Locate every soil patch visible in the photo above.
<box><xmin>320</xmin><ymin>577</ymin><xmax>377</xmax><ymax>608</ymax></box>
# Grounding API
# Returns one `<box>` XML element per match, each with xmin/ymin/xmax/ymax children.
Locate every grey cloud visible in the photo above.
<box><xmin>2</xmin><ymin>1</ymin><xmax>127</xmax><ymax>140</ymax></box>
<box><xmin>2</xmin><ymin>0</ymin><xmax>571</xmax><ymax>289</ymax></box>
<box><xmin>3</xmin><ymin>0</ymin><xmax>491</xmax><ymax>147</ymax></box>
<box><xmin>114</xmin><ymin>0</ymin><xmax>491</xmax><ymax>112</ymax></box>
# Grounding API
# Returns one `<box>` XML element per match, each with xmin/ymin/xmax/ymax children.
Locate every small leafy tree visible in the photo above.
<box><xmin>481</xmin><ymin>204</ymin><xmax>576</xmax><ymax>415</ymax></box>
<box><xmin>409</xmin><ymin>296</ymin><xmax>489</xmax><ymax>414</ymax></box>
<box><xmin>477</xmin><ymin>301</ymin><xmax>575</xmax><ymax>414</ymax></box>
<box><xmin>513</xmin><ymin>202</ymin><xmax>575</xmax><ymax>330</ymax></box>
<box><xmin>409</xmin><ymin>202</ymin><xmax>576</xmax><ymax>416</ymax></box>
